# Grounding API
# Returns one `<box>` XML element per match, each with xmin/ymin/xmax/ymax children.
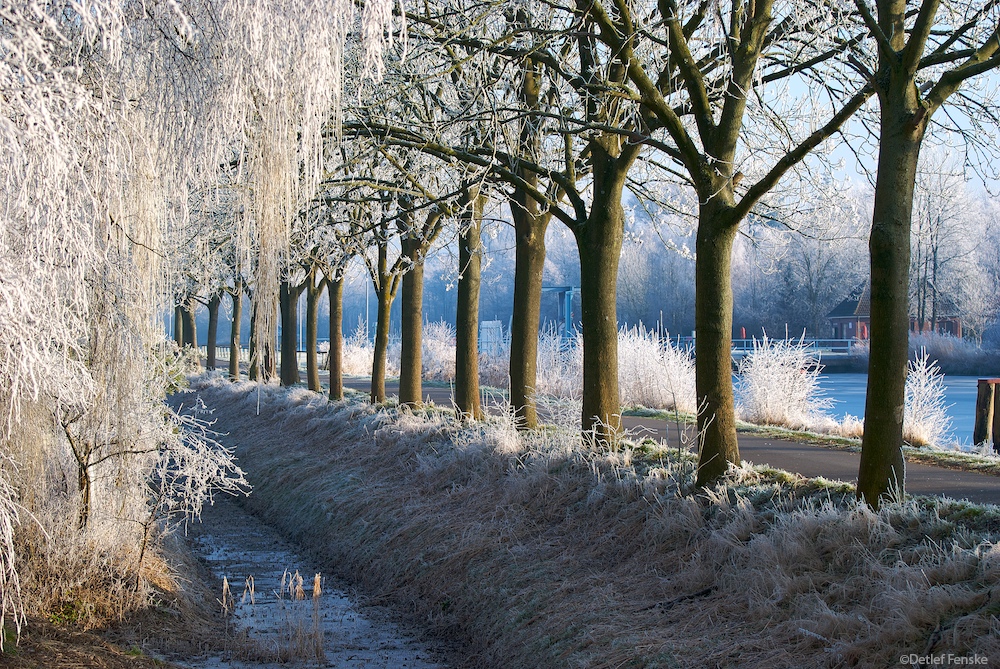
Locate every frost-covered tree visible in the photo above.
<box><xmin>0</xmin><ymin>0</ymin><xmax>401</xmax><ymax>640</ymax></box>
<box><xmin>909</xmin><ymin>155</ymin><xmax>984</xmax><ymax>335</ymax></box>
<box><xmin>732</xmin><ymin>182</ymin><xmax>869</xmax><ymax>337</ymax></box>
<box><xmin>851</xmin><ymin>0</ymin><xmax>1000</xmax><ymax>505</ymax></box>
<box><xmin>584</xmin><ymin>0</ymin><xmax>874</xmax><ymax>482</ymax></box>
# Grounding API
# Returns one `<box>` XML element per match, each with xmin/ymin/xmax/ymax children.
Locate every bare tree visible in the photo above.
<box><xmin>582</xmin><ymin>0</ymin><xmax>873</xmax><ymax>482</ymax></box>
<box><xmin>851</xmin><ymin>0</ymin><xmax>1000</xmax><ymax>505</ymax></box>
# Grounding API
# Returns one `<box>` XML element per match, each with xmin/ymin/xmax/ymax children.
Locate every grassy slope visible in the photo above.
<box><xmin>188</xmin><ymin>377</ymin><xmax>1000</xmax><ymax>669</ymax></box>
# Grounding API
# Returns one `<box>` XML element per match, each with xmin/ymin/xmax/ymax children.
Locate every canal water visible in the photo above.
<box><xmin>816</xmin><ymin>374</ymin><xmax>980</xmax><ymax>445</ymax></box>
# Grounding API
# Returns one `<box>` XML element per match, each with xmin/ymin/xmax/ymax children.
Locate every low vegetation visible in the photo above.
<box><xmin>0</xmin><ymin>349</ymin><xmax>247</xmax><ymax>661</ymax></box>
<box><xmin>183</xmin><ymin>376</ymin><xmax>1000</xmax><ymax>668</ymax></box>
<box><xmin>735</xmin><ymin>335</ymin><xmax>834</xmax><ymax>431</ymax></box>
<box><xmin>346</xmin><ymin>325</ymin><xmax>977</xmax><ymax>453</ymax></box>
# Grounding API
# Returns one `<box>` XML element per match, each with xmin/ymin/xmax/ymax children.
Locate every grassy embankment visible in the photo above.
<box><xmin>185</xmin><ymin>375</ymin><xmax>1000</xmax><ymax>668</ymax></box>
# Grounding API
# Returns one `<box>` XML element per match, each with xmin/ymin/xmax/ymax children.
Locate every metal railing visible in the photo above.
<box><xmin>200</xmin><ymin>337</ymin><xmax>869</xmax><ymax>363</ymax></box>
<box><xmin>670</xmin><ymin>337</ymin><xmax>868</xmax><ymax>356</ymax></box>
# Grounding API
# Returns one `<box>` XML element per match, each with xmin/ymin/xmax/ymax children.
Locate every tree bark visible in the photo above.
<box><xmin>858</xmin><ymin>96</ymin><xmax>924</xmax><ymax>506</ymax></box>
<box><xmin>305</xmin><ymin>268</ymin><xmax>323</xmax><ymax>392</ymax></box>
<box><xmin>279</xmin><ymin>280</ymin><xmax>302</xmax><ymax>386</ymax></box>
<box><xmin>370</xmin><ymin>236</ymin><xmax>399</xmax><ymax>404</ymax></box>
<box><xmin>694</xmin><ymin>203</ymin><xmax>742</xmax><ymax>485</ymax></box>
<box><xmin>509</xmin><ymin>203</ymin><xmax>547</xmax><ymax>429</ymax></box>
<box><xmin>573</xmin><ymin>147</ymin><xmax>631</xmax><ymax>444</ymax></box>
<box><xmin>398</xmin><ymin>236</ymin><xmax>425</xmax><ymax>407</ymax></box>
<box><xmin>371</xmin><ymin>283</ymin><xmax>394</xmax><ymax>404</ymax></box>
<box><xmin>206</xmin><ymin>293</ymin><xmax>221</xmax><ymax>370</ymax></box>
<box><xmin>455</xmin><ymin>187</ymin><xmax>485</xmax><ymax>420</ymax></box>
<box><xmin>181</xmin><ymin>296</ymin><xmax>197</xmax><ymax>348</ymax></box>
<box><xmin>327</xmin><ymin>275</ymin><xmax>345</xmax><ymax>400</ymax></box>
<box><xmin>229</xmin><ymin>283</ymin><xmax>243</xmax><ymax>380</ymax></box>
<box><xmin>173</xmin><ymin>305</ymin><xmax>183</xmax><ymax>346</ymax></box>
<box><xmin>249</xmin><ymin>293</ymin><xmax>276</xmax><ymax>382</ymax></box>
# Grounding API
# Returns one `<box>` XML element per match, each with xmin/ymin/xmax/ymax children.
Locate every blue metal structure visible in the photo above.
<box><xmin>542</xmin><ymin>286</ymin><xmax>579</xmax><ymax>341</ymax></box>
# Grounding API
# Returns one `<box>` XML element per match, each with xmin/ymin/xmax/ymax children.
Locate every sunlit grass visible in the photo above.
<box><xmin>188</xmin><ymin>376</ymin><xmax>1000</xmax><ymax>669</ymax></box>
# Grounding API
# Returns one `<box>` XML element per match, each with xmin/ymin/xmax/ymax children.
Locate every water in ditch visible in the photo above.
<box><xmin>174</xmin><ymin>494</ymin><xmax>451</xmax><ymax>669</ymax></box>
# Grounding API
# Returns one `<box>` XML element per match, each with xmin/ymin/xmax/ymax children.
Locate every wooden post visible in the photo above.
<box><xmin>993</xmin><ymin>394</ymin><xmax>1000</xmax><ymax>454</ymax></box>
<box><xmin>974</xmin><ymin>379</ymin><xmax>1000</xmax><ymax>447</ymax></box>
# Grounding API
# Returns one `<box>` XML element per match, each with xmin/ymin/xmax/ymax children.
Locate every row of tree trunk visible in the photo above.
<box><xmin>174</xmin><ymin>192</ymin><xmax>486</xmax><ymax>422</ymax></box>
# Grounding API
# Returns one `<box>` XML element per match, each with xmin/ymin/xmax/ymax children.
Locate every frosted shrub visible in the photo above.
<box><xmin>341</xmin><ymin>323</ymin><xmax>375</xmax><ymax>376</ymax></box>
<box><xmin>736</xmin><ymin>336</ymin><xmax>833</xmax><ymax>430</ymax></box>
<box><xmin>477</xmin><ymin>327</ymin><xmax>696</xmax><ymax>414</ymax></box>
<box><xmin>535</xmin><ymin>329</ymin><xmax>581</xmax><ymax>398</ymax></box>
<box><xmin>836</xmin><ymin>414</ymin><xmax>865</xmax><ymax>439</ymax></box>
<box><xmin>617</xmin><ymin>326</ymin><xmax>696</xmax><ymax>413</ymax></box>
<box><xmin>908</xmin><ymin>332</ymin><xmax>986</xmax><ymax>374</ymax></box>
<box><xmin>6</xmin><ymin>383</ymin><xmax>248</xmax><ymax>633</ymax></box>
<box><xmin>903</xmin><ymin>351</ymin><xmax>952</xmax><ymax>448</ymax></box>
<box><xmin>479</xmin><ymin>339</ymin><xmax>511</xmax><ymax>389</ymax></box>
<box><xmin>422</xmin><ymin>321</ymin><xmax>456</xmax><ymax>381</ymax></box>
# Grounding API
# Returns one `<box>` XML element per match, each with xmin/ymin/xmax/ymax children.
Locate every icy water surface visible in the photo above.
<box><xmin>176</xmin><ymin>494</ymin><xmax>449</xmax><ymax>669</ymax></box>
<box><xmin>817</xmin><ymin>373</ymin><xmax>980</xmax><ymax>444</ymax></box>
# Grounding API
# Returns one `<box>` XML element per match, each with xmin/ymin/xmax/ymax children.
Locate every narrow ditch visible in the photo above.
<box><xmin>175</xmin><ymin>494</ymin><xmax>452</xmax><ymax>668</ymax></box>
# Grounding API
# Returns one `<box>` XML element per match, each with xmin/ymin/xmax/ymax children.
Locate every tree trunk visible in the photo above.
<box><xmin>509</xmin><ymin>191</ymin><xmax>548</xmax><ymax>429</ymax></box>
<box><xmin>574</xmin><ymin>153</ymin><xmax>628</xmax><ymax>444</ymax></box>
<box><xmin>305</xmin><ymin>269</ymin><xmax>322</xmax><ymax>392</ymax></box>
<box><xmin>77</xmin><ymin>461</ymin><xmax>91</xmax><ymax>530</ymax></box>
<box><xmin>370</xmin><ymin>234</ymin><xmax>398</xmax><ymax>404</ymax></box>
<box><xmin>327</xmin><ymin>276</ymin><xmax>345</xmax><ymax>400</ymax></box>
<box><xmin>229</xmin><ymin>284</ymin><xmax>243</xmax><ymax>380</ymax></box>
<box><xmin>181</xmin><ymin>296</ymin><xmax>197</xmax><ymax>348</ymax></box>
<box><xmin>279</xmin><ymin>280</ymin><xmax>302</xmax><ymax>386</ymax></box>
<box><xmin>455</xmin><ymin>188</ymin><xmax>485</xmax><ymax>420</ymax></box>
<box><xmin>206</xmin><ymin>293</ymin><xmax>221</xmax><ymax>370</ymax></box>
<box><xmin>371</xmin><ymin>284</ymin><xmax>393</xmax><ymax>404</ymax></box>
<box><xmin>398</xmin><ymin>237</ymin><xmax>424</xmax><ymax>407</ymax></box>
<box><xmin>173</xmin><ymin>305</ymin><xmax>183</xmax><ymax>346</ymax></box>
<box><xmin>931</xmin><ymin>241</ymin><xmax>939</xmax><ymax>333</ymax></box>
<box><xmin>508</xmin><ymin>53</ymin><xmax>548</xmax><ymax>430</ymax></box>
<box><xmin>858</xmin><ymin>103</ymin><xmax>924</xmax><ymax>506</ymax></box>
<box><xmin>694</xmin><ymin>203</ymin><xmax>742</xmax><ymax>486</ymax></box>
<box><xmin>249</xmin><ymin>294</ymin><xmax>276</xmax><ymax>382</ymax></box>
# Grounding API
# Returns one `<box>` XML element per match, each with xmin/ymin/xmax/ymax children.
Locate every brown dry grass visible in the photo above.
<box><xmin>184</xmin><ymin>377</ymin><xmax>1000</xmax><ymax>669</ymax></box>
<box><xmin>3</xmin><ymin>508</ymin><xmax>226</xmax><ymax>668</ymax></box>
<box><xmin>0</xmin><ymin>619</ymin><xmax>174</xmax><ymax>669</ymax></box>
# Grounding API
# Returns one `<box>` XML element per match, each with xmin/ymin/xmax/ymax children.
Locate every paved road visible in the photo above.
<box><xmin>337</xmin><ymin>377</ymin><xmax>1000</xmax><ymax>506</ymax></box>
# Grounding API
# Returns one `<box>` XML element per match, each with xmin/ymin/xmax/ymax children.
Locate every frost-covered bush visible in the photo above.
<box><xmin>422</xmin><ymin>321</ymin><xmax>456</xmax><ymax>381</ymax></box>
<box><xmin>478</xmin><ymin>326</ymin><xmax>696</xmax><ymax>414</ymax></box>
<box><xmin>908</xmin><ymin>332</ymin><xmax>994</xmax><ymax>374</ymax></box>
<box><xmin>736</xmin><ymin>336</ymin><xmax>834</xmax><ymax>430</ymax></box>
<box><xmin>617</xmin><ymin>326</ymin><xmax>696</xmax><ymax>413</ymax></box>
<box><xmin>340</xmin><ymin>322</ymin><xmax>401</xmax><ymax>377</ymax></box>
<box><xmin>479</xmin><ymin>340</ymin><xmax>511</xmax><ymax>389</ymax></box>
<box><xmin>909</xmin><ymin>332</ymin><xmax>978</xmax><ymax>361</ymax></box>
<box><xmin>7</xmin><ymin>377</ymin><xmax>247</xmax><ymax>633</ymax></box>
<box><xmin>535</xmin><ymin>329</ymin><xmax>581</xmax><ymax>398</ymax></box>
<box><xmin>341</xmin><ymin>320</ymin><xmax>454</xmax><ymax>380</ymax></box>
<box><xmin>903</xmin><ymin>350</ymin><xmax>952</xmax><ymax>448</ymax></box>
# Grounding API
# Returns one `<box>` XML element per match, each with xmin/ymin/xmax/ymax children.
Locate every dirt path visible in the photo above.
<box><xmin>175</xmin><ymin>494</ymin><xmax>451</xmax><ymax>669</ymax></box>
